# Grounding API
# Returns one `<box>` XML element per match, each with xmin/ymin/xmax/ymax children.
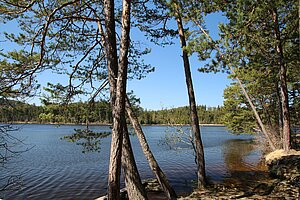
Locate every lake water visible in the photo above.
<box><xmin>0</xmin><ymin>124</ymin><xmax>266</xmax><ymax>199</ymax></box>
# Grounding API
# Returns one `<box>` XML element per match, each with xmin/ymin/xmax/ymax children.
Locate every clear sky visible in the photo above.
<box><xmin>127</xmin><ymin>44</ymin><xmax>231</xmax><ymax>110</ymax></box>
<box><xmin>1</xmin><ymin>12</ymin><xmax>231</xmax><ymax>110</ymax></box>
<box><xmin>127</xmin><ymin>13</ymin><xmax>231</xmax><ymax>110</ymax></box>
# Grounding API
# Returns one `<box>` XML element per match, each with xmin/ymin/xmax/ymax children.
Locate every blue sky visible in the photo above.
<box><xmin>127</xmin><ymin>44</ymin><xmax>231</xmax><ymax>110</ymax></box>
<box><xmin>1</xmin><ymin>12</ymin><xmax>231</xmax><ymax>110</ymax></box>
<box><xmin>127</xmin><ymin>13</ymin><xmax>231</xmax><ymax>110</ymax></box>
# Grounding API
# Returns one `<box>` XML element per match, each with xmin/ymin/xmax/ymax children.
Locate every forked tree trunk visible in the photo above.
<box><xmin>125</xmin><ymin>97</ymin><xmax>178</xmax><ymax>200</ymax></box>
<box><xmin>104</xmin><ymin>0</ymin><xmax>148</xmax><ymax>198</ymax></box>
<box><xmin>175</xmin><ymin>10</ymin><xmax>206</xmax><ymax>188</ymax></box>
<box><xmin>272</xmin><ymin>8</ymin><xmax>291</xmax><ymax>152</ymax></box>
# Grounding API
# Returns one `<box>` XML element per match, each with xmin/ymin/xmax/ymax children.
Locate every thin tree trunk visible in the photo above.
<box><xmin>175</xmin><ymin>7</ymin><xmax>206</xmax><ymax>188</ymax></box>
<box><xmin>122</xmin><ymin>123</ymin><xmax>148</xmax><ymax>200</ymax></box>
<box><xmin>125</xmin><ymin>96</ymin><xmax>177</xmax><ymax>200</ymax></box>
<box><xmin>272</xmin><ymin>8</ymin><xmax>291</xmax><ymax>152</ymax></box>
<box><xmin>236</xmin><ymin>75</ymin><xmax>277</xmax><ymax>150</ymax></box>
<box><xmin>276</xmin><ymin>82</ymin><xmax>283</xmax><ymax>137</ymax></box>
<box><xmin>118</xmin><ymin>2</ymin><xmax>148</xmax><ymax>198</ymax></box>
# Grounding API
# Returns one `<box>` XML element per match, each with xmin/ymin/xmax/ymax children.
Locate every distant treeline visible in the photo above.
<box><xmin>138</xmin><ymin>106</ymin><xmax>224</xmax><ymax>125</ymax></box>
<box><xmin>0</xmin><ymin>99</ymin><xmax>112</xmax><ymax>124</ymax></box>
<box><xmin>0</xmin><ymin>99</ymin><xmax>224</xmax><ymax>125</ymax></box>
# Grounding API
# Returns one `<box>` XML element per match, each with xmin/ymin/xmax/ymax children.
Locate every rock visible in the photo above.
<box><xmin>270</xmin><ymin>180</ymin><xmax>300</xmax><ymax>198</ymax></box>
<box><xmin>265</xmin><ymin>149</ymin><xmax>300</xmax><ymax>164</ymax></box>
<box><xmin>179</xmin><ymin>152</ymin><xmax>300</xmax><ymax>200</ymax></box>
<box><xmin>252</xmin><ymin>182</ymin><xmax>274</xmax><ymax>195</ymax></box>
<box><xmin>267</xmin><ymin>154</ymin><xmax>300</xmax><ymax>181</ymax></box>
<box><xmin>264</xmin><ymin>151</ymin><xmax>300</xmax><ymax>199</ymax></box>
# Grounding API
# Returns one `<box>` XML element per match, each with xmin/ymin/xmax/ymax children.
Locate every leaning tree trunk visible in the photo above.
<box><xmin>121</xmin><ymin>123</ymin><xmax>148</xmax><ymax>199</ymax></box>
<box><xmin>119</xmin><ymin>0</ymin><xmax>148</xmax><ymax>199</ymax></box>
<box><xmin>104</xmin><ymin>0</ymin><xmax>148</xmax><ymax>198</ymax></box>
<box><xmin>272</xmin><ymin>8</ymin><xmax>291</xmax><ymax>152</ymax></box>
<box><xmin>189</xmin><ymin>17</ymin><xmax>278</xmax><ymax>151</ymax></box>
<box><xmin>235</xmin><ymin>75</ymin><xmax>278</xmax><ymax>150</ymax></box>
<box><xmin>175</xmin><ymin>9</ymin><xmax>206</xmax><ymax>188</ymax></box>
<box><xmin>125</xmin><ymin>97</ymin><xmax>178</xmax><ymax>200</ymax></box>
<box><xmin>89</xmin><ymin>79</ymin><xmax>177</xmax><ymax>200</ymax></box>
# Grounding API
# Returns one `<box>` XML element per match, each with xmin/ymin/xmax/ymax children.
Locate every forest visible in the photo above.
<box><xmin>0</xmin><ymin>0</ymin><xmax>299</xmax><ymax>199</ymax></box>
<box><xmin>0</xmin><ymin>98</ymin><xmax>224</xmax><ymax>125</ymax></box>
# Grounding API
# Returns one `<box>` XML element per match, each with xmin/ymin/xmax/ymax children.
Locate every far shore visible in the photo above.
<box><xmin>1</xmin><ymin>121</ymin><xmax>225</xmax><ymax>127</ymax></box>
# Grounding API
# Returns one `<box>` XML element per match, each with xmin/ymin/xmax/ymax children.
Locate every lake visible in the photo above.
<box><xmin>0</xmin><ymin>124</ymin><xmax>266</xmax><ymax>199</ymax></box>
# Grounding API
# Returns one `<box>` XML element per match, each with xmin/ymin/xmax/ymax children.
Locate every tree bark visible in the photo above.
<box><xmin>119</xmin><ymin>1</ymin><xmax>148</xmax><ymax>199</ymax></box>
<box><xmin>103</xmin><ymin>0</ymin><xmax>122</xmax><ymax>199</ymax></box>
<box><xmin>121</xmin><ymin>123</ymin><xmax>148</xmax><ymax>200</ymax></box>
<box><xmin>189</xmin><ymin>17</ymin><xmax>278</xmax><ymax>151</ymax></box>
<box><xmin>272</xmin><ymin>8</ymin><xmax>291</xmax><ymax>152</ymax></box>
<box><xmin>104</xmin><ymin>0</ymin><xmax>148</xmax><ymax>198</ymax></box>
<box><xmin>235</xmin><ymin>75</ymin><xmax>277</xmax><ymax>150</ymax></box>
<box><xmin>125</xmin><ymin>96</ymin><xmax>178</xmax><ymax>200</ymax></box>
<box><xmin>175</xmin><ymin>8</ymin><xmax>206</xmax><ymax>188</ymax></box>
<box><xmin>276</xmin><ymin>82</ymin><xmax>283</xmax><ymax>138</ymax></box>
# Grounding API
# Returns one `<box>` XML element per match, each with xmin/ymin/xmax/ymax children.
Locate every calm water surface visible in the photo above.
<box><xmin>0</xmin><ymin>124</ymin><xmax>265</xmax><ymax>199</ymax></box>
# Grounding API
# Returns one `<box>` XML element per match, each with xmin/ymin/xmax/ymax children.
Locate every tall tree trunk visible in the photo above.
<box><xmin>119</xmin><ymin>1</ymin><xmax>148</xmax><ymax>199</ymax></box>
<box><xmin>125</xmin><ymin>97</ymin><xmax>177</xmax><ymax>200</ymax></box>
<box><xmin>175</xmin><ymin>8</ymin><xmax>206</xmax><ymax>188</ymax></box>
<box><xmin>272</xmin><ymin>8</ymin><xmax>291</xmax><ymax>152</ymax></box>
<box><xmin>122</xmin><ymin>123</ymin><xmax>148</xmax><ymax>200</ymax></box>
<box><xmin>103</xmin><ymin>0</ymin><xmax>123</xmax><ymax>198</ymax></box>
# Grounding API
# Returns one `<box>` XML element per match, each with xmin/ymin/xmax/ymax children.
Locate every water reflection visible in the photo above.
<box><xmin>62</xmin><ymin>129</ymin><xmax>111</xmax><ymax>153</ymax></box>
<box><xmin>222</xmin><ymin>138</ymin><xmax>268</xmax><ymax>189</ymax></box>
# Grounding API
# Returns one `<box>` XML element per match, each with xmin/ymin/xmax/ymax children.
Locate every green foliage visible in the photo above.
<box><xmin>0</xmin><ymin>49</ymin><xmax>40</xmax><ymax>98</ymax></box>
<box><xmin>62</xmin><ymin>129</ymin><xmax>111</xmax><ymax>153</ymax></box>
<box><xmin>181</xmin><ymin>0</ymin><xmax>299</xmax><ymax>135</ymax></box>
<box><xmin>221</xmin><ymin>0</ymin><xmax>298</xmax><ymax>133</ymax></box>
<box><xmin>0</xmin><ymin>98</ymin><xmax>225</xmax><ymax>125</ymax></box>
<box><xmin>222</xmin><ymin>83</ymin><xmax>256</xmax><ymax>134</ymax></box>
<box><xmin>41</xmin><ymin>83</ymin><xmax>85</xmax><ymax>105</ymax></box>
<box><xmin>0</xmin><ymin>98</ymin><xmax>42</xmax><ymax>122</ymax></box>
<box><xmin>0</xmin><ymin>0</ymin><xmax>158</xmax><ymax>107</ymax></box>
<box><xmin>132</xmin><ymin>0</ymin><xmax>178</xmax><ymax>46</ymax></box>
<box><xmin>138</xmin><ymin>105</ymin><xmax>224</xmax><ymax>125</ymax></box>
<box><xmin>0</xmin><ymin>99</ymin><xmax>112</xmax><ymax>124</ymax></box>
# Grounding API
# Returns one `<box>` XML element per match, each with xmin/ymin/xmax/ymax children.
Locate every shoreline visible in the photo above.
<box><xmin>1</xmin><ymin>121</ymin><xmax>225</xmax><ymax>127</ymax></box>
<box><xmin>97</xmin><ymin>150</ymin><xmax>300</xmax><ymax>200</ymax></box>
